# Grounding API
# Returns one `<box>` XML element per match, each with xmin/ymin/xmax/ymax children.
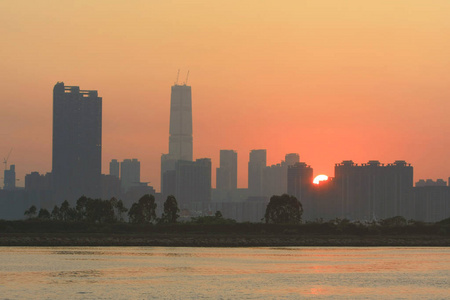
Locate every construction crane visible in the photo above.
<box><xmin>3</xmin><ymin>148</ymin><xmax>12</xmax><ymax>171</ymax></box>
<box><xmin>175</xmin><ymin>69</ymin><xmax>180</xmax><ymax>85</ymax></box>
<box><xmin>185</xmin><ymin>70</ymin><xmax>190</xmax><ymax>85</ymax></box>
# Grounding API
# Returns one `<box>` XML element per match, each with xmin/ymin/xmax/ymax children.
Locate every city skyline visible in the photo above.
<box><xmin>2</xmin><ymin>1</ymin><xmax>450</xmax><ymax>189</ymax></box>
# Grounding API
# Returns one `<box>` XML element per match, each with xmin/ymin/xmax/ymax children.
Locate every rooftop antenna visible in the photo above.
<box><xmin>185</xmin><ymin>70</ymin><xmax>190</xmax><ymax>85</ymax></box>
<box><xmin>175</xmin><ymin>69</ymin><xmax>180</xmax><ymax>85</ymax></box>
<box><xmin>3</xmin><ymin>148</ymin><xmax>12</xmax><ymax>171</ymax></box>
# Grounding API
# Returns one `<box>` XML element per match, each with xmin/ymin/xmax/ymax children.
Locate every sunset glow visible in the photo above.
<box><xmin>2</xmin><ymin>1</ymin><xmax>450</xmax><ymax>189</ymax></box>
<box><xmin>313</xmin><ymin>175</ymin><xmax>329</xmax><ymax>185</ymax></box>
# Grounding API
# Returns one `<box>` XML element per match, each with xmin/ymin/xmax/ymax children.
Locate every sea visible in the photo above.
<box><xmin>0</xmin><ymin>247</ymin><xmax>449</xmax><ymax>299</ymax></box>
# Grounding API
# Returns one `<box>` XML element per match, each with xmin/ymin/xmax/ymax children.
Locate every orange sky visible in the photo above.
<box><xmin>1</xmin><ymin>0</ymin><xmax>450</xmax><ymax>190</ymax></box>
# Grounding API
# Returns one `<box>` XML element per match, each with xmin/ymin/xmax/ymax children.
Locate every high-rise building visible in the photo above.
<box><xmin>161</xmin><ymin>84</ymin><xmax>193</xmax><ymax>192</ymax></box>
<box><xmin>120</xmin><ymin>159</ymin><xmax>140</xmax><ymax>193</ymax></box>
<box><xmin>262</xmin><ymin>153</ymin><xmax>300</xmax><ymax>197</ymax></box>
<box><xmin>248</xmin><ymin>149</ymin><xmax>266</xmax><ymax>196</ymax></box>
<box><xmin>169</xmin><ymin>84</ymin><xmax>193</xmax><ymax>161</ymax></box>
<box><xmin>177</xmin><ymin>158</ymin><xmax>211</xmax><ymax>207</ymax></box>
<box><xmin>109</xmin><ymin>159</ymin><xmax>120</xmax><ymax>178</ymax></box>
<box><xmin>285</xmin><ymin>153</ymin><xmax>300</xmax><ymax>166</ymax></box>
<box><xmin>52</xmin><ymin>82</ymin><xmax>102</xmax><ymax>202</ymax></box>
<box><xmin>216</xmin><ymin>150</ymin><xmax>238</xmax><ymax>190</ymax></box>
<box><xmin>413</xmin><ymin>182</ymin><xmax>450</xmax><ymax>222</ymax></box>
<box><xmin>161</xmin><ymin>153</ymin><xmax>177</xmax><ymax>194</ymax></box>
<box><xmin>334</xmin><ymin>160</ymin><xmax>413</xmax><ymax>220</ymax></box>
<box><xmin>287</xmin><ymin>162</ymin><xmax>314</xmax><ymax>219</ymax></box>
<box><xmin>3</xmin><ymin>164</ymin><xmax>16</xmax><ymax>190</ymax></box>
<box><xmin>263</xmin><ymin>163</ymin><xmax>286</xmax><ymax>197</ymax></box>
<box><xmin>25</xmin><ymin>171</ymin><xmax>52</xmax><ymax>191</ymax></box>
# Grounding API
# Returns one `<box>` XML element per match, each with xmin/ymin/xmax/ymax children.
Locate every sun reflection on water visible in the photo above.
<box><xmin>0</xmin><ymin>247</ymin><xmax>449</xmax><ymax>299</ymax></box>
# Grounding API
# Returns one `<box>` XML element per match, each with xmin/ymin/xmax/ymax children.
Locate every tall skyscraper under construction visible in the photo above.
<box><xmin>161</xmin><ymin>83</ymin><xmax>193</xmax><ymax>193</ymax></box>
<box><xmin>169</xmin><ymin>84</ymin><xmax>193</xmax><ymax>161</ymax></box>
<box><xmin>52</xmin><ymin>82</ymin><xmax>102</xmax><ymax>203</ymax></box>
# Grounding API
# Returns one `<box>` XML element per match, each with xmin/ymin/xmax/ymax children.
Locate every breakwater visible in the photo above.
<box><xmin>1</xmin><ymin>233</ymin><xmax>449</xmax><ymax>247</ymax></box>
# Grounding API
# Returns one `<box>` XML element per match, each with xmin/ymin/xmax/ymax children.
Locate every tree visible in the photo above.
<box><xmin>37</xmin><ymin>208</ymin><xmax>51</xmax><ymax>220</ymax></box>
<box><xmin>24</xmin><ymin>205</ymin><xmax>37</xmax><ymax>219</ymax></box>
<box><xmin>264</xmin><ymin>194</ymin><xmax>303</xmax><ymax>224</ymax></box>
<box><xmin>60</xmin><ymin>200</ymin><xmax>71</xmax><ymax>221</ymax></box>
<box><xmin>51</xmin><ymin>205</ymin><xmax>61</xmax><ymax>221</ymax></box>
<box><xmin>111</xmin><ymin>198</ymin><xmax>128</xmax><ymax>222</ymax></box>
<box><xmin>380</xmin><ymin>216</ymin><xmax>407</xmax><ymax>227</ymax></box>
<box><xmin>76</xmin><ymin>196</ymin><xmax>89</xmax><ymax>221</ymax></box>
<box><xmin>84</xmin><ymin>198</ymin><xmax>115</xmax><ymax>223</ymax></box>
<box><xmin>128</xmin><ymin>194</ymin><xmax>157</xmax><ymax>224</ymax></box>
<box><xmin>128</xmin><ymin>202</ymin><xmax>143</xmax><ymax>224</ymax></box>
<box><xmin>160</xmin><ymin>195</ymin><xmax>180</xmax><ymax>223</ymax></box>
<box><xmin>190</xmin><ymin>211</ymin><xmax>236</xmax><ymax>224</ymax></box>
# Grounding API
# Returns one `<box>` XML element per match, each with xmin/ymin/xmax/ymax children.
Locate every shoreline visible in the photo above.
<box><xmin>1</xmin><ymin>233</ymin><xmax>450</xmax><ymax>247</ymax></box>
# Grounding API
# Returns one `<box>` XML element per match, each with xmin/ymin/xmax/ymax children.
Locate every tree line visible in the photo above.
<box><xmin>23</xmin><ymin>193</ymin><xmax>450</xmax><ymax>233</ymax></box>
<box><xmin>24</xmin><ymin>193</ymin><xmax>302</xmax><ymax>225</ymax></box>
<box><xmin>24</xmin><ymin>194</ymin><xmax>181</xmax><ymax>224</ymax></box>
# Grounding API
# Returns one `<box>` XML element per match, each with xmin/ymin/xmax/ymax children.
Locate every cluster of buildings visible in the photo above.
<box><xmin>1</xmin><ymin>81</ymin><xmax>450</xmax><ymax>223</ymax></box>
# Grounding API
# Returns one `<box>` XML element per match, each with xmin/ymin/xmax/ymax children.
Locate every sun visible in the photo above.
<box><xmin>313</xmin><ymin>174</ymin><xmax>329</xmax><ymax>185</ymax></box>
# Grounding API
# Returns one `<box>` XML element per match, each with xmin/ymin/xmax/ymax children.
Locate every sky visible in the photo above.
<box><xmin>1</xmin><ymin>0</ymin><xmax>450</xmax><ymax>190</ymax></box>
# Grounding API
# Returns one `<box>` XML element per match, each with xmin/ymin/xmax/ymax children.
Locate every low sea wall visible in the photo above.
<box><xmin>1</xmin><ymin>233</ymin><xmax>449</xmax><ymax>247</ymax></box>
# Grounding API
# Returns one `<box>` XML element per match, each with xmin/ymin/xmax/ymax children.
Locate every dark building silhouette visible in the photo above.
<box><xmin>162</xmin><ymin>169</ymin><xmax>177</xmax><ymax>198</ymax></box>
<box><xmin>123</xmin><ymin>183</ymin><xmax>157</xmax><ymax>208</ymax></box>
<box><xmin>25</xmin><ymin>172</ymin><xmax>52</xmax><ymax>191</ymax></box>
<box><xmin>334</xmin><ymin>160</ymin><xmax>413</xmax><ymax>221</ymax></box>
<box><xmin>161</xmin><ymin>154</ymin><xmax>177</xmax><ymax>195</ymax></box>
<box><xmin>248</xmin><ymin>149</ymin><xmax>266</xmax><ymax>196</ymax></box>
<box><xmin>412</xmin><ymin>179</ymin><xmax>450</xmax><ymax>222</ymax></box>
<box><xmin>101</xmin><ymin>174</ymin><xmax>121</xmax><ymax>200</ymax></box>
<box><xmin>285</xmin><ymin>153</ymin><xmax>300</xmax><ymax>166</ymax></box>
<box><xmin>263</xmin><ymin>163</ymin><xmax>287</xmax><ymax>197</ymax></box>
<box><xmin>175</xmin><ymin>158</ymin><xmax>211</xmax><ymax>208</ymax></box>
<box><xmin>52</xmin><ymin>82</ymin><xmax>102</xmax><ymax>203</ymax></box>
<box><xmin>263</xmin><ymin>153</ymin><xmax>300</xmax><ymax>197</ymax></box>
<box><xmin>311</xmin><ymin>177</ymin><xmax>340</xmax><ymax>221</ymax></box>
<box><xmin>216</xmin><ymin>150</ymin><xmax>237</xmax><ymax>190</ymax></box>
<box><xmin>416</xmin><ymin>179</ymin><xmax>447</xmax><ymax>187</ymax></box>
<box><xmin>109</xmin><ymin>159</ymin><xmax>120</xmax><ymax>178</ymax></box>
<box><xmin>3</xmin><ymin>164</ymin><xmax>16</xmax><ymax>190</ymax></box>
<box><xmin>23</xmin><ymin>171</ymin><xmax>54</xmax><ymax>210</ymax></box>
<box><xmin>287</xmin><ymin>162</ymin><xmax>314</xmax><ymax>220</ymax></box>
<box><xmin>120</xmin><ymin>159</ymin><xmax>140</xmax><ymax>193</ymax></box>
<box><xmin>161</xmin><ymin>84</ymin><xmax>193</xmax><ymax>192</ymax></box>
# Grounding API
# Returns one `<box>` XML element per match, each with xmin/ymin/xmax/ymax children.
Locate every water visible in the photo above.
<box><xmin>1</xmin><ymin>247</ymin><xmax>449</xmax><ymax>299</ymax></box>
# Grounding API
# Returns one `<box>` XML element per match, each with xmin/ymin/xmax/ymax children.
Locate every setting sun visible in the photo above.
<box><xmin>313</xmin><ymin>175</ymin><xmax>329</xmax><ymax>185</ymax></box>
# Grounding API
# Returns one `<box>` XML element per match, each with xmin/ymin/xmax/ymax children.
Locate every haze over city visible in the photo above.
<box><xmin>2</xmin><ymin>1</ymin><xmax>450</xmax><ymax>190</ymax></box>
<box><xmin>2</xmin><ymin>3</ymin><xmax>450</xmax><ymax>298</ymax></box>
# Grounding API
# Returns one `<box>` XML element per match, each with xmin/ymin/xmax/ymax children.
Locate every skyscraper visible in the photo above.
<box><xmin>176</xmin><ymin>158</ymin><xmax>211</xmax><ymax>208</ymax></box>
<box><xmin>285</xmin><ymin>153</ymin><xmax>300</xmax><ymax>166</ymax></box>
<box><xmin>169</xmin><ymin>84</ymin><xmax>193</xmax><ymax>161</ymax></box>
<box><xmin>161</xmin><ymin>83</ymin><xmax>193</xmax><ymax>193</ymax></box>
<box><xmin>248</xmin><ymin>149</ymin><xmax>266</xmax><ymax>196</ymax></box>
<box><xmin>216</xmin><ymin>150</ymin><xmax>238</xmax><ymax>190</ymax></box>
<box><xmin>3</xmin><ymin>165</ymin><xmax>16</xmax><ymax>190</ymax></box>
<box><xmin>109</xmin><ymin>159</ymin><xmax>120</xmax><ymax>178</ymax></box>
<box><xmin>334</xmin><ymin>160</ymin><xmax>413</xmax><ymax>220</ymax></box>
<box><xmin>120</xmin><ymin>158</ymin><xmax>140</xmax><ymax>193</ymax></box>
<box><xmin>262</xmin><ymin>153</ymin><xmax>300</xmax><ymax>196</ymax></box>
<box><xmin>287</xmin><ymin>162</ymin><xmax>314</xmax><ymax>220</ymax></box>
<box><xmin>52</xmin><ymin>82</ymin><xmax>102</xmax><ymax>202</ymax></box>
